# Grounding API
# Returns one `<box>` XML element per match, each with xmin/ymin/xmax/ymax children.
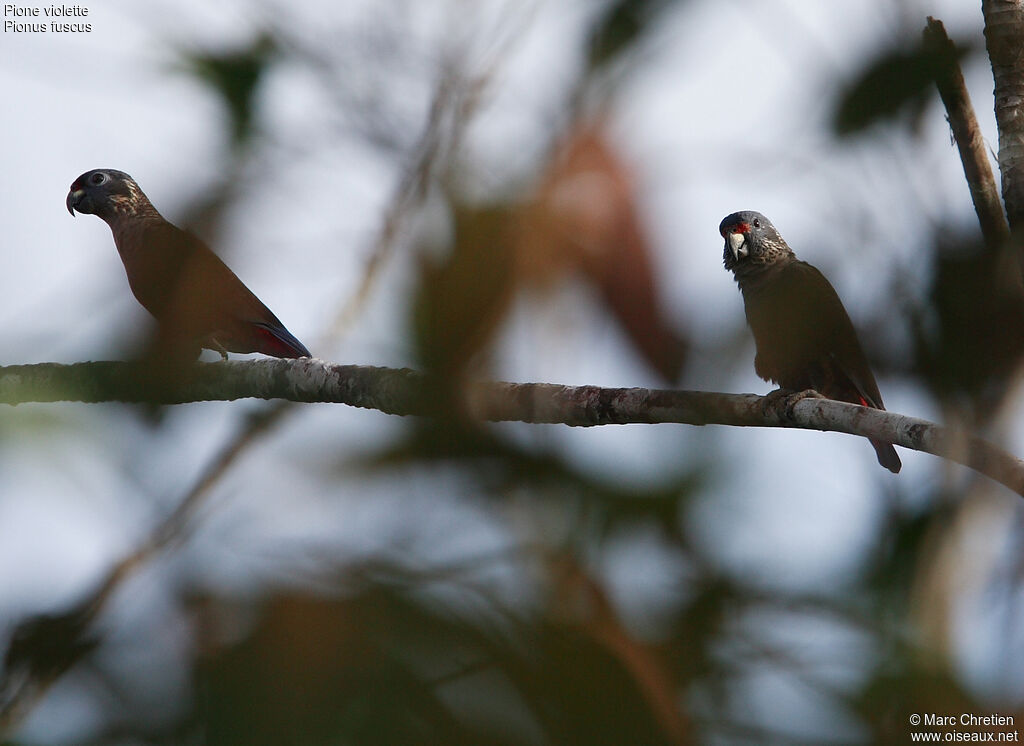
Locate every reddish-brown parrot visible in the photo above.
<box><xmin>67</xmin><ymin>169</ymin><xmax>310</xmax><ymax>360</ymax></box>
<box><xmin>720</xmin><ymin>210</ymin><xmax>901</xmax><ymax>473</ymax></box>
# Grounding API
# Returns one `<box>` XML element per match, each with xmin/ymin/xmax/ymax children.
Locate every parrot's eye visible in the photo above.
<box><xmin>753</xmin><ymin>218</ymin><xmax>761</xmax><ymax>228</ymax></box>
<box><xmin>90</xmin><ymin>173</ymin><xmax>107</xmax><ymax>186</ymax></box>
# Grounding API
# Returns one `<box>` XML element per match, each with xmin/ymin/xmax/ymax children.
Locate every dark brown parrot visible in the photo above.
<box><xmin>67</xmin><ymin>169</ymin><xmax>310</xmax><ymax>360</ymax></box>
<box><xmin>720</xmin><ymin>210</ymin><xmax>901</xmax><ymax>473</ymax></box>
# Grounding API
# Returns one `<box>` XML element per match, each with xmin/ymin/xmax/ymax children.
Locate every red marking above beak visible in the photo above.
<box><xmin>721</xmin><ymin>222</ymin><xmax>750</xmax><ymax>237</ymax></box>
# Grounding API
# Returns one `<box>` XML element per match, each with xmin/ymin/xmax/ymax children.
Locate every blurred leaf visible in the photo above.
<box><xmin>413</xmin><ymin>123</ymin><xmax>687</xmax><ymax>387</ymax></box>
<box><xmin>178</xmin><ymin>34</ymin><xmax>276</xmax><ymax>148</ymax></box>
<box><xmin>196</xmin><ymin>590</ymin><xmax>503</xmax><ymax>746</ymax></box>
<box><xmin>861</xmin><ymin>500</ymin><xmax>958</xmax><ymax>608</ymax></box>
<box><xmin>588</xmin><ymin>0</ymin><xmax>679</xmax><ymax>71</ymax></box>
<box><xmin>913</xmin><ymin>233</ymin><xmax>1024</xmax><ymax>417</ymax></box>
<box><xmin>541</xmin><ymin>556</ymin><xmax>691</xmax><ymax>743</ymax></box>
<box><xmin>833</xmin><ymin>37</ymin><xmax>972</xmax><ymax>136</ymax></box>
<box><xmin>665</xmin><ymin>575</ymin><xmax>737</xmax><ymax>685</ymax></box>
<box><xmin>520</xmin><ymin>120</ymin><xmax>688</xmax><ymax>382</ymax></box>
<box><xmin>194</xmin><ymin>571</ymin><xmax>688</xmax><ymax>746</ymax></box>
<box><xmin>504</xmin><ymin>626</ymin><xmax>684</xmax><ymax>745</ymax></box>
<box><xmin>372</xmin><ymin>417</ymin><xmax>700</xmax><ymax>542</ymax></box>
<box><xmin>412</xmin><ymin>204</ymin><xmax>518</xmax><ymax>384</ymax></box>
<box><xmin>3</xmin><ymin>605</ymin><xmax>98</xmax><ymax>683</ymax></box>
<box><xmin>856</xmin><ymin>659</ymin><xmax>978</xmax><ymax>742</ymax></box>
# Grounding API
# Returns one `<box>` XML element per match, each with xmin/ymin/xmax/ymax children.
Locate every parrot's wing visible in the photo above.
<box><xmin>137</xmin><ymin>224</ymin><xmax>310</xmax><ymax>357</ymax></box>
<box><xmin>741</xmin><ymin>259</ymin><xmax>886</xmax><ymax>408</ymax></box>
<box><xmin>176</xmin><ymin>231</ymin><xmax>311</xmax><ymax>358</ymax></box>
<box><xmin>789</xmin><ymin>262</ymin><xmax>887</xmax><ymax>409</ymax></box>
<box><xmin>828</xmin><ymin>351</ymin><xmax>883</xmax><ymax>409</ymax></box>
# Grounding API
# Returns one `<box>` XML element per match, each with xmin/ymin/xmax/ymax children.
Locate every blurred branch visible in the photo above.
<box><xmin>322</xmin><ymin>44</ymin><xmax>499</xmax><ymax>344</ymax></box>
<box><xmin>0</xmin><ymin>403</ymin><xmax>287</xmax><ymax>734</ymax></box>
<box><xmin>3</xmin><ymin>360</ymin><xmax>1024</xmax><ymax>495</ymax></box>
<box><xmin>924</xmin><ymin>17</ymin><xmax>1010</xmax><ymax>254</ymax></box>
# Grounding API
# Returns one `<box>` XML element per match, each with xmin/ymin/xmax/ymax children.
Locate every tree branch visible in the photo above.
<box><xmin>2</xmin><ymin>359</ymin><xmax>1023</xmax><ymax>496</ymax></box>
<box><xmin>924</xmin><ymin>16</ymin><xmax>1010</xmax><ymax>254</ymax></box>
<box><xmin>983</xmin><ymin>1</ymin><xmax>1024</xmax><ymax>234</ymax></box>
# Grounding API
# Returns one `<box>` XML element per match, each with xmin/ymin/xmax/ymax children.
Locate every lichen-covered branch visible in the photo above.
<box><xmin>2</xmin><ymin>359</ymin><xmax>1023</xmax><ymax>496</ymax></box>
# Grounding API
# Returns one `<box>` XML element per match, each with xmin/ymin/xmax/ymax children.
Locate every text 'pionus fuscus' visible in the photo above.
<box><xmin>720</xmin><ymin>210</ymin><xmax>900</xmax><ymax>474</ymax></box>
<box><xmin>67</xmin><ymin>169</ymin><xmax>310</xmax><ymax>361</ymax></box>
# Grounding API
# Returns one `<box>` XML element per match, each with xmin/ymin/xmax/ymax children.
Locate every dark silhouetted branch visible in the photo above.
<box><xmin>983</xmin><ymin>2</ymin><xmax>1024</xmax><ymax>246</ymax></box>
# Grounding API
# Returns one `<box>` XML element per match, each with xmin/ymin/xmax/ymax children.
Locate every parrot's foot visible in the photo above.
<box><xmin>761</xmin><ymin>388</ymin><xmax>824</xmax><ymax>419</ymax></box>
<box><xmin>210</xmin><ymin>338</ymin><xmax>229</xmax><ymax>362</ymax></box>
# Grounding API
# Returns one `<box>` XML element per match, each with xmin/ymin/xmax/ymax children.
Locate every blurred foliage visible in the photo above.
<box><xmin>3</xmin><ymin>605</ymin><xmax>97</xmax><ymax>685</ymax></box>
<box><xmin>833</xmin><ymin>34</ymin><xmax>972</xmax><ymax>136</ymax></box>
<box><xmin>373</xmin><ymin>414</ymin><xmax>702</xmax><ymax>543</ymax></box>
<box><xmin>855</xmin><ymin>662</ymin><xmax>983</xmax><ymax>741</ymax></box>
<box><xmin>587</xmin><ymin>0</ymin><xmax>680</xmax><ymax>71</ymax></box>
<box><xmin>412</xmin><ymin>204</ymin><xmax>519</xmax><ymax>386</ymax></box>
<box><xmin>860</xmin><ymin>495</ymin><xmax>955</xmax><ymax>607</ymax></box>
<box><xmin>412</xmin><ymin>123</ymin><xmax>688</xmax><ymax>389</ymax></box>
<box><xmin>178</xmin><ymin>34</ymin><xmax>277</xmax><ymax>150</ymax></box>
<box><xmin>521</xmin><ymin>121</ymin><xmax>688</xmax><ymax>382</ymax></box>
<box><xmin>173</xmin><ymin>493</ymin><xmax>1008</xmax><ymax>746</ymax></box>
<box><xmin>912</xmin><ymin>233</ymin><xmax>1024</xmax><ymax>419</ymax></box>
<box><xmin>192</xmin><ymin>571</ymin><xmax>682</xmax><ymax>746</ymax></box>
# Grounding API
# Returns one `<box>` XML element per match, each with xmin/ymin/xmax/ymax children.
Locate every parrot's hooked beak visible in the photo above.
<box><xmin>727</xmin><ymin>231</ymin><xmax>748</xmax><ymax>261</ymax></box>
<box><xmin>66</xmin><ymin>189</ymin><xmax>85</xmax><ymax>216</ymax></box>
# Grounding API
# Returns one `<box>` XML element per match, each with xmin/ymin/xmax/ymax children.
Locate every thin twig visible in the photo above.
<box><xmin>322</xmin><ymin>55</ymin><xmax>496</xmax><ymax>344</ymax></box>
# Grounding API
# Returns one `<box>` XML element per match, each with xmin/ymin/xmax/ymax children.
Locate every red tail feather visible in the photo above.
<box><xmin>254</xmin><ymin>325</ymin><xmax>310</xmax><ymax>359</ymax></box>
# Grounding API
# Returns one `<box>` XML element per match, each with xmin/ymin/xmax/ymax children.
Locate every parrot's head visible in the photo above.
<box><xmin>67</xmin><ymin>169</ymin><xmax>146</xmax><ymax>222</ymax></box>
<box><xmin>719</xmin><ymin>211</ymin><xmax>793</xmax><ymax>272</ymax></box>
